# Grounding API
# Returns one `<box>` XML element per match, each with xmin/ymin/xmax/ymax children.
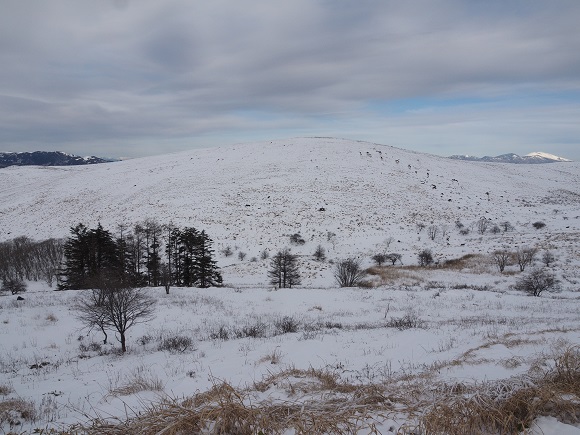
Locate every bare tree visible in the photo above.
<box><xmin>268</xmin><ymin>249</ymin><xmax>301</xmax><ymax>288</ymax></box>
<box><xmin>75</xmin><ymin>276</ymin><xmax>155</xmax><ymax>352</ymax></box>
<box><xmin>417</xmin><ymin>249</ymin><xmax>434</xmax><ymax>267</ymax></box>
<box><xmin>514</xmin><ymin>268</ymin><xmax>559</xmax><ymax>297</ymax></box>
<box><xmin>386</xmin><ymin>253</ymin><xmax>403</xmax><ymax>265</ymax></box>
<box><xmin>492</xmin><ymin>250</ymin><xmax>512</xmax><ymax>273</ymax></box>
<box><xmin>476</xmin><ymin>218</ymin><xmax>489</xmax><ymax>235</ymax></box>
<box><xmin>542</xmin><ymin>250</ymin><xmax>555</xmax><ymax>267</ymax></box>
<box><xmin>500</xmin><ymin>221</ymin><xmax>514</xmax><ymax>232</ymax></box>
<box><xmin>1</xmin><ymin>278</ymin><xmax>27</xmax><ymax>295</ymax></box>
<box><xmin>516</xmin><ymin>246</ymin><xmax>538</xmax><ymax>272</ymax></box>
<box><xmin>427</xmin><ymin>225</ymin><xmax>438</xmax><ymax>241</ymax></box>
<box><xmin>313</xmin><ymin>245</ymin><xmax>326</xmax><ymax>262</ymax></box>
<box><xmin>334</xmin><ymin>258</ymin><xmax>366</xmax><ymax>287</ymax></box>
<box><xmin>372</xmin><ymin>253</ymin><xmax>387</xmax><ymax>266</ymax></box>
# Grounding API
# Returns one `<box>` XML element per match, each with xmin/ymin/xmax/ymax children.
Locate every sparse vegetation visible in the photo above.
<box><xmin>516</xmin><ymin>246</ymin><xmax>538</xmax><ymax>272</ymax></box>
<box><xmin>334</xmin><ymin>258</ymin><xmax>365</xmax><ymax>287</ymax></box>
<box><xmin>313</xmin><ymin>244</ymin><xmax>326</xmax><ymax>262</ymax></box>
<box><xmin>417</xmin><ymin>249</ymin><xmax>434</xmax><ymax>267</ymax></box>
<box><xmin>0</xmin><ymin>277</ymin><xmax>27</xmax><ymax>295</ymax></box>
<box><xmin>513</xmin><ymin>267</ymin><xmax>559</xmax><ymax>296</ymax></box>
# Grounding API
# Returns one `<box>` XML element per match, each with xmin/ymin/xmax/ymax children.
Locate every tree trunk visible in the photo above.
<box><xmin>121</xmin><ymin>332</ymin><xmax>126</xmax><ymax>353</ymax></box>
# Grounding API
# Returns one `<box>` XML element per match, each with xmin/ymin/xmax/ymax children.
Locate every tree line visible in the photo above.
<box><xmin>0</xmin><ymin>237</ymin><xmax>63</xmax><ymax>286</ymax></box>
<box><xmin>58</xmin><ymin>221</ymin><xmax>222</xmax><ymax>290</ymax></box>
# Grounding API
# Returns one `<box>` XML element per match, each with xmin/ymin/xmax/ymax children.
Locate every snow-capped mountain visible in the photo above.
<box><xmin>0</xmin><ymin>151</ymin><xmax>114</xmax><ymax>168</ymax></box>
<box><xmin>449</xmin><ymin>151</ymin><xmax>572</xmax><ymax>164</ymax></box>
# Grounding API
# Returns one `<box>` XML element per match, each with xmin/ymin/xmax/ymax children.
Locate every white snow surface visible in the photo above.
<box><xmin>526</xmin><ymin>151</ymin><xmax>572</xmax><ymax>162</ymax></box>
<box><xmin>0</xmin><ymin>137</ymin><xmax>579</xmax><ymax>433</ymax></box>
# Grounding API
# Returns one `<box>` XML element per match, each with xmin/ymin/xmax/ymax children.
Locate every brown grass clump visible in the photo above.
<box><xmin>0</xmin><ymin>383</ymin><xmax>13</xmax><ymax>396</ymax></box>
<box><xmin>0</xmin><ymin>398</ymin><xmax>37</xmax><ymax>427</ymax></box>
<box><xmin>421</xmin><ymin>346</ymin><xmax>580</xmax><ymax>434</ymax></box>
<box><xmin>108</xmin><ymin>370</ymin><xmax>164</xmax><ymax>397</ymax></box>
<box><xmin>79</xmin><ymin>347</ymin><xmax>580</xmax><ymax>434</ymax></box>
<box><xmin>365</xmin><ymin>266</ymin><xmax>422</xmax><ymax>286</ymax></box>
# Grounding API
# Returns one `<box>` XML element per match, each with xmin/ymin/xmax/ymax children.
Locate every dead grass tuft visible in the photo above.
<box><xmin>421</xmin><ymin>345</ymin><xmax>580</xmax><ymax>434</ymax></box>
<box><xmin>108</xmin><ymin>368</ymin><xmax>164</xmax><ymax>397</ymax></box>
<box><xmin>0</xmin><ymin>398</ymin><xmax>37</xmax><ymax>426</ymax></box>
<box><xmin>80</xmin><ymin>347</ymin><xmax>580</xmax><ymax>434</ymax></box>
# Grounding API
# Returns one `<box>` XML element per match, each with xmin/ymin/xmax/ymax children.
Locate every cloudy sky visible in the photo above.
<box><xmin>1</xmin><ymin>0</ymin><xmax>580</xmax><ymax>160</ymax></box>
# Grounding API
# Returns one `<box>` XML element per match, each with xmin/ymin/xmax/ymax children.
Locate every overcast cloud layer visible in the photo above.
<box><xmin>1</xmin><ymin>0</ymin><xmax>580</xmax><ymax>159</ymax></box>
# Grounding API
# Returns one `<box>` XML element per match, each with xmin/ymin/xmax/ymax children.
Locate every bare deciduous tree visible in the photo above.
<box><xmin>75</xmin><ymin>276</ymin><xmax>155</xmax><ymax>352</ymax></box>
<box><xmin>492</xmin><ymin>250</ymin><xmax>512</xmax><ymax>273</ymax></box>
<box><xmin>1</xmin><ymin>278</ymin><xmax>27</xmax><ymax>295</ymax></box>
<box><xmin>542</xmin><ymin>250</ymin><xmax>555</xmax><ymax>267</ymax></box>
<box><xmin>516</xmin><ymin>246</ymin><xmax>538</xmax><ymax>272</ymax></box>
<box><xmin>334</xmin><ymin>258</ymin><xmax>365</xmax><ymax>287</ymax></box>
<box><xmin>313</xmin><ymin>245</ymin><xmax>326</xmax><ymax>262</ymax></box>
<box><xmin>372</xmin><ymin>253</ymin><xmax>387</xmax><ymax>266</ymax></box>
<box><xmin>268</xmin><ymin>249</ymin><xmax>301</xmax><ymax>289</ymax></box>
<box><xmin>386</xmin><ymin>253</ymin><xmax>403</xmax><ymax>265</ymax></box>
<box><xmin>417</xmin><ymin>249</ymin><xmax>434</xmax><ymax>267</ymax></box>
<box><xmin>513</xmin><ymin>268</ymin><xmax>559</xmax><ymax>297</ymax></box>
<box><xmin>476</xmin><ymin>218</ymin><xmax>489</xmax><ymax>235</ymax></box>
<box><xmin>427</xmin><ymin>225</ymin><xmax>438</xmax><ymax>241</ymax></box>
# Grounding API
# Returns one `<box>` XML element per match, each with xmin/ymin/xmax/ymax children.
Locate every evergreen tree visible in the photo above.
<box><xmin>194</xmin><ymin>231</ymin><xmax>222</xmax><ymax>288</ymax></box>
<box><xmin>177</xmin><ymin>226</ymin><xmax>200</xmax><ymax>286</ymax></box>
<box><xmin>59</xmin><ymin>223</ymin><xmax>118</xmax><ymax>289</ymax></box>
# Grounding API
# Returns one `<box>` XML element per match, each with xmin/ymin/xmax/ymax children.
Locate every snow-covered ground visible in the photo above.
<box><xmin>0</xmin><ymin>138</ymin><xmax>579</xmax><ymax>433</ymax></box>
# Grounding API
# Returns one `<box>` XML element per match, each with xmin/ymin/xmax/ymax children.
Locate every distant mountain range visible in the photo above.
<box><xmin>0</xmin><ymin>151</ymin><xmax>115</xmax><ymax>168</ymax></box>
<box><xmin>448</xmin><ymin>151</ymin><xmax>571</xmax><ymax>164</ymax></box>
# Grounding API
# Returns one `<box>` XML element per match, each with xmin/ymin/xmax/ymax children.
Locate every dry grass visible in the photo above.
<box><xmin>0</xmin><ymin>397</ymin><xmax>36</xmax><ymax>427</ymax></box>
<box><xmin>79</xmin><ymin>347</ymin><xmax>580</xmax><ymax>434</ymax></box>
<box><xmin>0</xmin><ymin>383</ymin><xmax>12</xmax><ymax>396</ymax></box>
<box><xmin>365</xmin><ymin>266</ymin><xmax>422</xmax><ymax>286</ymax></box>
<box><xmin>108</xmin><ymin>367</ymin><xmax>164</xmax><ymax>397</ymax></box>
<box><xmin>421</xmin><ymin>345</ymin><xmax>580</xmax><ymax>434</ymax></box>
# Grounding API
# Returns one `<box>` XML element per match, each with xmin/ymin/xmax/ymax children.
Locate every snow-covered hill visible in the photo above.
<box><xmin>1</xmin><ymin>137</ymin><xmax>580</xmax><ymax>433</ymax></box>
<box><xmin>1</xmin><ymin>138</ymin><xmax>579</xmax><ymax>278</ymax></box>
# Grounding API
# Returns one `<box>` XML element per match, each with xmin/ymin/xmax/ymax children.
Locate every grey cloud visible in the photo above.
<box><xmin>0</xmin><ymin>0</ymin><xmax>579</xmax><ymax>157</ymax></box>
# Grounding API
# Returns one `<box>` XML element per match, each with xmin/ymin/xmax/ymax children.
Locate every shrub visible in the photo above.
<box><xmin>386</xmin><ymin>253</ymin><xmax>402</xmax><ymax>265</ymax></box>
<box><xmin>334</xmin><ymin>258</ymin><xmax>365</xmax><ymax>287</ymax></box>
<box><xmin>516</xmin><ymin>246</ymin><xmax>538</xmax><ymax>272</ymax></box>
<box><xmin>532</xmin><ymin>221</ymin><xmax>546</xmax><ymax>229</ymax></box>
<box><xmin>222</xmin><ymin>246</ymin><xmax>233</xmax><ymax>257</ymax></box>
<box><xmin>492</xmin><ymin>250</ymin><xmax>512</xmax><ymax>273</ymax></box>
<box><xmin>513</xmin><ymin>268</ymin><xmax>559</xmax><ymax>297</ymax></box>
<box><xmin>159</xmin><ymin>335</ymin><xmax>193</xmax><ymax>353</ymax></box>
<box><xmin>260</xmin><ymin>249</ymin><xmax>269</xmax><ymax>260</ymax></box>
<box><xmin>238</xmin><ymin>251</ymin><xmax>247</xmax><ymax>261</ymax></box>
<box><xmin>386</xmin><ymin>313</ymin><xmax>425</xmax><ymax>330</ymax></box>
<box><xmin>542</xmin><ymin>250</ymin><xmax>555</xmax><ymax>267</ymax></box>
<box><xmin>313</xmin><ymin>244</ymin><xmax>326</xmax><ymax>262</ymax></box>
<box><xmin>274</xmin><ymin>316</ymin><xmax>300</xmax><ymax>334</ymax></box>
<box><xmin>238</xmin><ymin>321</ymin><xmax>267</xmax><ymax>339</ymax></box>
<box><xmin>417</xmin><ymin>249</ymin><xmax>434</xmax><ymax>267</ymax></box>
<box><xmin>372</xmin><ymin>253</ymin><xmax>387</xmax><ymax>266</ymax></box>
<box><xmin>1</xmin><ymin>278</ymin><xmax>27</xmax><ymax>295</ymax></box>
<box><xmin>289</xmin><ymin>233</ymin><xmax>305</xmax><ymax>245</ymax></box>
<box><xmin>459</xmin><ymin>228</ymin><xmax>470</xmax><ymax>235</ymax></box>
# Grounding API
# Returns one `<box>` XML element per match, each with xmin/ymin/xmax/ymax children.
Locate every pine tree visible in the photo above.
<box><xmin>194</xmin><ymin>231</ymin><xmax>222</xmax><ymax>288</ymax></box>
<box><xmin>59</xmin><ymin>223</ymin><xmax>119</xmax><ymax>289</ymax></box>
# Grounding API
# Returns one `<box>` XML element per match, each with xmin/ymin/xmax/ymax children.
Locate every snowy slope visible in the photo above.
<box><xmin>1</xmin><ymin>137</ymin><xmax>578</xmax><ymax>249</ymax></box>
<box><xmin>526</xmin><ymin>151</ymin><xmax>572</xmax><ymax>162</ymax></box>
<box><xmin>1</xmin><ymin>137</ymin><xmax>580</xmax><ymax>433</ymax></box>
